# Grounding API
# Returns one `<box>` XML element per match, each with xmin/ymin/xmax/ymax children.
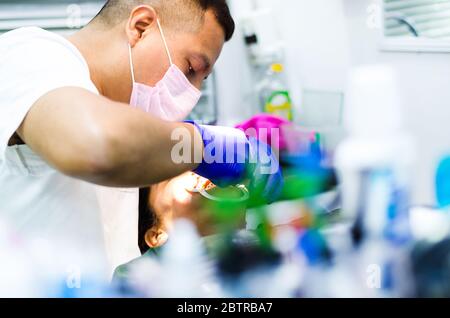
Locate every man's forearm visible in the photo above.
<box><xmin>18</xmin><ymin>87</ymin><xmax>203</xmax><ymax>188</ymax></box>
<box><xmin>85</xmin><ymin>119</ymin><xmax>203</xmax><ymax>188</ymax></box>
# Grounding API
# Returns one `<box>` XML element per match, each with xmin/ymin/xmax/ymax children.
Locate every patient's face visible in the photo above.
<box><xmin>145</xmin><ymin>173</ymin><xmax>246</xmax><ymax>248</ymax></box>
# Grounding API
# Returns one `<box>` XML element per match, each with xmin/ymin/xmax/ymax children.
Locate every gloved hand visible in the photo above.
<box><xmin>186</xmin><ymin>122</ymin><xmax>283</xmax><ymax>204</ymax></box>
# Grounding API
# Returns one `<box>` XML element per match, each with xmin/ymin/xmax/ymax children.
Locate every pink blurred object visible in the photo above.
<box><xmin>281</xmin><ymin>125</ymin><xmax>319</xmax><ymax>155</ymax></box>
<box><xmin>235</xmin><ymin>114</ymin><xmax>291</xmax><ymax>151</ymax></box>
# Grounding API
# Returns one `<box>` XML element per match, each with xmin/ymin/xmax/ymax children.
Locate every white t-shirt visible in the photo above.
<box><xmin>0</xmin><ymin>27</ymin><xmax>140</xmax><ymax>282</ymax></box>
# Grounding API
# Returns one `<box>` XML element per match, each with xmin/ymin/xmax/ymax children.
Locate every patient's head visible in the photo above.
<box><xmin>139</xmin><ymin>173</ymin><xmax>246</xmax><ymax>253</ymax></box>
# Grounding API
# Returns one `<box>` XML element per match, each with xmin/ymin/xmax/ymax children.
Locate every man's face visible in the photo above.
<box><xmin>130</xmin><ymin>9</ymin><xmax>225</xmax><ymax>91</ymax></box>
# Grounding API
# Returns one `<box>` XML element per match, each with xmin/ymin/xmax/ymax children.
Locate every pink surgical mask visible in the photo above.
<box><xmin>129</xmin><ymin>19</ymin><xmax>201</xmax><ymax>121</ymax></box>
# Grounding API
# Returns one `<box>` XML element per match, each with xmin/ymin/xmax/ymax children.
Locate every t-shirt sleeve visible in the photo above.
<box><xmin>0</xmin><ymin>28</ymin><xmax>98</xmax><ymax>165</ymax></box>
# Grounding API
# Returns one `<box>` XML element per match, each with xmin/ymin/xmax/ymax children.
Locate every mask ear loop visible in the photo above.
<box><xmin>198</xmin><ymin>185</ymin><xmax>250</xmax><ymax>203</ymax></box>
<box><xmin>156</xmin><ymin>19</ymin><xmax>174</xmax><ymax>66</ymax></box>
<box><xmin>128</xmin><ymin>43</ymin><xmax>136</xmax><ymax>83</ymax></box>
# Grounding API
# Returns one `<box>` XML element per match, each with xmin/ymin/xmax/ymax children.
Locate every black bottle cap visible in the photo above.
<box><xmin>244</xmin><ymin>34</ymin><xmax>258</xmax><ymax>45</ymax></box>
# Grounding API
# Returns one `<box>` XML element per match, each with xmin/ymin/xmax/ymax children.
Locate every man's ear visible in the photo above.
<box><xmin>144</xmin><ymin>228</ymin><xmax>169</xmax><ymax>249</ymax></box>
<box><xmin>126</xmin><ymin>5</ymin><xmax>158</xmax><ymax>47</ymax></box>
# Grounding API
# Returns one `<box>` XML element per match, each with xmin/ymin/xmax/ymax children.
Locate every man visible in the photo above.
<box><xmin>0</xmin><ymin>0</ymin><xmax>282</xmax><ymax>282</ymax></box>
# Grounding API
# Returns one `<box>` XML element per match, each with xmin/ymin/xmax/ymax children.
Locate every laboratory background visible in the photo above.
<box><xmin>1</xmin><ymin>0</ymin><xmax>450</xmax><ymax>298</ymax></box>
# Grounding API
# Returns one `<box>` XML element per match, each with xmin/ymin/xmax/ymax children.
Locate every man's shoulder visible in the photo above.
<box><xmin>0</xmin><ymin>27</ymin><xmax>86</xmax><ymax>66</ymax></box>
<box><xmin>0</xmin><ymin>26</ymin><xmax>97</xmax><ymax>94</ymax></box>
<box><xmin>1</xmin><ymin>27</ymin><xmax>61</xmax><ymax>45</ymax></box>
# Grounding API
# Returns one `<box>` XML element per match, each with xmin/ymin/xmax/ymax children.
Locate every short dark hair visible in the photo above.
<box><xmin>198</xmin><ymin>0</ymin><xmax>235</xmax><ymax>41</ymax></box>
<box><xmin>138</xmin><ymin>187</ymin><xmax>156</xmax><ymax>255</ymax></box>
<box><xmin>93</xmin><ymin>0</ymin><xmax>235</xmax><ymax>41</ymax></box>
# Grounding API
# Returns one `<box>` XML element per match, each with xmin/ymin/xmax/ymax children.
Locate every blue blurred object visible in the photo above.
<box><xmin>246</xmin><ymin>137</ymin><xmax>284</xmax><ymax>204</ymax></box>
<box><xmin>280</xmin><ymin>127</ymin><xmax>325</xmax><ymax>172</ymax></box>
<box><xmin>436</xmin><ymin>156</ymin><xmax>450</xmax><ymax>208</ymax></box>
<box><xmin>278</xmin><ymin>135</ymin><xmax>337</xmax><ymax>202</ymax></box>
<box><xmin>56</xmin><ymin>278</ymin><xmax>115</xmax><ymax>298</ymax></box>
<box><xmin>298</xmin><ymin>229</ymin><xmax>332</xmax><ymax>265</ymax></box>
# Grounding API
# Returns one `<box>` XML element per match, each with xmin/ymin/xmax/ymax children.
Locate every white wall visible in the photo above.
<box><xmin>215</xmin><ymin>0</ymin><xmax>352</xmax><ymax>125</ymax></box>
<box><xmin>214</xmin><ymin>0</ymin><xmax>256</xmax><ymax>126</ymax></box>
<box><xmin>215</xmin><ymin>0</ymin><xmax>450</xmax><ymax>205</ymax></box>
<box><xmin>342</xmin><ymin>0</ymin><xmax>450</xmax><ymax>205</ymax></box>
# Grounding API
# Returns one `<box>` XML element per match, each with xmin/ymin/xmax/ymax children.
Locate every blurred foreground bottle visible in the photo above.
<box><xmin>334</xmin><ymin>65</ymin><xmax>416</xmax><ymax>297</ymax></box>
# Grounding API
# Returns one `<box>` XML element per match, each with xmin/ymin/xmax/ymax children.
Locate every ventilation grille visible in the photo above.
<box><xmin>384</xmin><ymin>0</ymin><xmax>450</xmax><ymax>39</ymax></box>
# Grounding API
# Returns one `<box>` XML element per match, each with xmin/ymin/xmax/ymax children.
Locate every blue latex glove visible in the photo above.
<box><xmin>187</xmin><ymin>122</ymin><xmax>283</xmax><ymax>204</ymax></box>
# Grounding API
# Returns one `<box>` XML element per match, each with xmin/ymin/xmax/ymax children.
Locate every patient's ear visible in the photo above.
<box><xmin>144</xmin><ymin>228</ymin><xmax>169</xmax><ymax>248</ymax></box>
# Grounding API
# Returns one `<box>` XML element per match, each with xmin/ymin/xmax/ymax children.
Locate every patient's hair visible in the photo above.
<box><xmin>92</xmin><ymin>0</ymin><xmax>235</xmax><ymax>41</ymax></box>
<box><xmin>138</xmin><ymin>187</ymin><xmax>156</xmax><ymax>254</ymax></box>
